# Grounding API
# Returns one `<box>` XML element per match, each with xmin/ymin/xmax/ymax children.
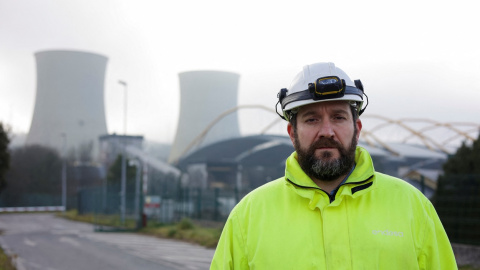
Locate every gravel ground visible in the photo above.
<box><xmin>453</xmin><ymin>243</ymin><xmax>480</xmax><ymax>267</ymax></box>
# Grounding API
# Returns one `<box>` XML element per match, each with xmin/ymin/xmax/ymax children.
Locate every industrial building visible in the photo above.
<box><xmin>98</xmin><ymin>134</ymin><xmax>144</xmax><ymax>170</ymax></box>
<box><xmin>175</xmin><ymin>134</ymin><xmax>448</xmax><ymax>195</ymax></box>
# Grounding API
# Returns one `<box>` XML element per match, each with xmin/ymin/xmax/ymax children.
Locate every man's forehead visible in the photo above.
<box><xmin>297</xmin><ymin>100</ymin><xmax>351</xmax><ymax>115</ymax></box>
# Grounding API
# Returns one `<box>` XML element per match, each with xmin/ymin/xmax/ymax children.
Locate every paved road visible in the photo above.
<box><xmin>0</xmin><ymin>213</ymin><xmax>215</xmax><ymax>270</ymax></box>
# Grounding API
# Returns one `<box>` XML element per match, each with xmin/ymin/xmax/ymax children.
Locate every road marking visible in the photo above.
<box><xmin>59</xmin><ymin>236</ymin><xmax>81</xmax><ymax>247</ymax></box>
<box><xmin>23</xmin><ymin>238</ymin><xmax>36</xmax><ymax>247</ymax></box>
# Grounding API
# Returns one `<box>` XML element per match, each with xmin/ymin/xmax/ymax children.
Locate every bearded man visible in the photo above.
<box><xmin>210</xmin><ymin>62</ymin><xmax>457</xmax><ymax>269</ymax></box>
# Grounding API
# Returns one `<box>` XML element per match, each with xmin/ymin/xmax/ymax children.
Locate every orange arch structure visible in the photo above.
<box><xmin>361</xmin><ymin>115</ymin><xmax>480</xmax><ymax>153</ymax></box>
<box><xmin>171</xmin><ymin>106</ymin><xmax>480</xmax><ymax>163</ymax></box>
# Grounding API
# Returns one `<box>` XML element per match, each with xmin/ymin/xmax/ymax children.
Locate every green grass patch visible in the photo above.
<box><xmin>140</xmin><ymin>218</ymin><xmax>223</xmax><ymax>248</ymax></box>
<box><xmin>59</xmin><ymin>210</ymin><xmax>224</xmax><ymax>248</ymax></box>
<box><xmin>0</xmin><ymin>246</ymin><xmax>16</xmax><ymax>270</ymax></box>
<box><xmin>58</xmin><ymin>210</ymin><xmax>137</xmax><ymax>230</ymax></box>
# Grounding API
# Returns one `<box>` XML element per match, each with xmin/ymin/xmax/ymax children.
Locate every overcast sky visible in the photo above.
<box><xmin>1</xmin><ymin>0</ymin><xmax>479</xmax><ymax>145</ymax></box>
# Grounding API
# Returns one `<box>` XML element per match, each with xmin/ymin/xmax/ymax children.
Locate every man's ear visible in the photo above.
<box><xmin>287</xmin><ymin>122</ymin><xmax>296</xmax><ymax>147</ymax></box>
<box><xmin>355</xmin><ymin>118</ymin><xmax>362</xmax><ymax>143</ymax></box>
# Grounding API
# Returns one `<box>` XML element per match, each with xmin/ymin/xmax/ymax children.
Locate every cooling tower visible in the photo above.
<box><xmin>169</xmin><ymin>71</ymin><xmax>241</xmax><ymax>163</ymax></box>
<box><xmin>26</xmin><ymin>50</ymin><xmax>108</xmax><ymax>160</ymax></box>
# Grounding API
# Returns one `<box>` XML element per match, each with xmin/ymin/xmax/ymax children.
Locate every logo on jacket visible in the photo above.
<box><xmin>372</xmin><ymin>230</ymin><xmax>404</xmax><ymax>237</ymax></box>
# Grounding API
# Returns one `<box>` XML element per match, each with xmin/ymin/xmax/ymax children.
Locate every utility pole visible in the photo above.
<box><xmin>61</xmin><ymin>133</ymin><xmax>67</xmax><ymax>212</ymax></box>
<box><xmin>118</xmin><ymin>80</ymin><xmax>128</xmax><ymax>225</ymax></box>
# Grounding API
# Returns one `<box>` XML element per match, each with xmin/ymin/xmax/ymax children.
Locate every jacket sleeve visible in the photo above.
<box><xmin>418</xmin><ymin>200</ymin><xmax>458</xmax><ymax>270</ymax></box>
<box><xmin>210</xmin><ymin>209</ymin><xmax>249</xmax><ymax>270</ymax></box>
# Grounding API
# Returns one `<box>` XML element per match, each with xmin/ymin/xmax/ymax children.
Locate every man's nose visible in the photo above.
<box><xmin>317</xmin><ymin>120</ymin><xmax>335</xmax><ymax>138</ymax></box>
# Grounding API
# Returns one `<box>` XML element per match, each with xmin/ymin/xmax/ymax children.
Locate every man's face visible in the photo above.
<box><xmin>287</xmin><ymin>101</ymin><xmax>362</xmax><ymax>182</ymax></box>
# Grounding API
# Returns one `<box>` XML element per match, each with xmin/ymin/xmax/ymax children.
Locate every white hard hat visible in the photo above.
<box><xmin>277</xmin><ymin>62</ymin><xmax>367</xmax><ymax>120</ymax></box>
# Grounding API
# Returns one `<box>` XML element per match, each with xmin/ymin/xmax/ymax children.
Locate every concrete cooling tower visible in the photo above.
<box><xmin>169</xmin><ymin>71</ymin><xmax>241</xmax><ymax>163</ymax></box>
<box><xmin>26</xmin><ymin>50</ymin><xmax>108</xmax><ymax>160</ymax></box>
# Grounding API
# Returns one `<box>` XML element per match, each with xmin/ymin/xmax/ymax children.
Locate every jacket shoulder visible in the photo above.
<box><xmin>242</xmin><ymin>177</ymin><xmax>286</xmax><ymax>200</ymax></box>
<box><xmin>230</xmin><ymin>177</ymin><xmax>287</xmax><ymax>213</ymax></box>
<box><xmin>375</xmin><ymin>172</ymin><xmax>422</xmax><ymax>191</ymax></box>
<box><xmin>372</xmin><ymin>172</ymin><xmax>431</xmax><ymax>205</ymax></box>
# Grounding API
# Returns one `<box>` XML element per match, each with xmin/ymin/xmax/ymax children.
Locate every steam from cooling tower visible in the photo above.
<box><xmin>169</xmin><ymin>70</ymin><xmax>241</xmax><ymax>164</ymax></box>
<box><xmin>26</xmin><ymin>50</ymin><xmax>108</xmax><ymax>161</ymax></box>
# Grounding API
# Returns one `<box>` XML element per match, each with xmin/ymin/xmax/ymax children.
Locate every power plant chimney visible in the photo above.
<box><xmin>26</xmin><ymin>50</ymin><xmax>108</xmax><ymax>160</ymax></box>
<box><xmin>169</xmin><ymin>70</ymin><xmax>241</xmax><ymax>163</ymax></box>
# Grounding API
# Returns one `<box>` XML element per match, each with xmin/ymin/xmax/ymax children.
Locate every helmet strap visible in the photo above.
<box><xmin>358</xmin><ymin>93</ymin><xmax>369</xmax><ymax>116</ymax></box>
<box><xmin>275</xmin><ymin>100</ymin><xmax>286</xmax><ymax>120</ymax></box>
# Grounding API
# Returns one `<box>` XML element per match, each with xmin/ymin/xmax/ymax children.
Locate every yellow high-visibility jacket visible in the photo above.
<box><xmin>210</xmin><ymin>147</ymin><xmax>457</xmax><ymax>269</ymax></box>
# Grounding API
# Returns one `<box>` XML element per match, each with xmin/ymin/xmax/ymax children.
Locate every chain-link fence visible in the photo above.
<box><xmin>433</xmin><ymin>174</ymin><xmax>480</xmax><ymax>246</ymax></box>
<box><xmin>2</xmin><ymin>166</ymin><xmax>479</xmax><ymax>248</ymax></box>
<box><xmin>78</xmin><ymin>182</ymin><xmax>248</xmax><ymax>231</ymax></box>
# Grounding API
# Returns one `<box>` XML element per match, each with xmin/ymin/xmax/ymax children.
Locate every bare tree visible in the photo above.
<box><xmin>0</xmin><ymin>122</ymin><xmax>10</xmax><ymax>194</ymax></box>
<box><xmin>3</xmin><ymin>145</ymin><xmax>62</xmax><ymax>206</ymax></box>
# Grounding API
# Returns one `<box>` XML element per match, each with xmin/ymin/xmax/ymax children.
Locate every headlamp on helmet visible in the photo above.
<box><xmin>308</xmin><ymin>76</ymin><xmax>345</xmax><ymax>99</ymax></box>
<box><xmin>276</xmin><ymin>75</ymin><xmax>368</xmax><ymax>120</ymax></box>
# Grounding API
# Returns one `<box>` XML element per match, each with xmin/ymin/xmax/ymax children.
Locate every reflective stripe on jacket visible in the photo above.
<box><xmin>210</xmin><ymin>147</ymin><xmax>457</xmax><ymax>269</ymax></box>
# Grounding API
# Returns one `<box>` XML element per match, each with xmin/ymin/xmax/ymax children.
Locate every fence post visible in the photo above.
<box><xmin>420</xmin><ymin>175</ymin><xmax>425</xmax><ymax>194</ymax></box>
<box><xmin>184</xmin><ymin>187</ymin><xmax>190</xmax><ymax>218</ymax></box>
<box><xmin>196</xmin><ymin>188</ymin><xmax>202</xmax><ymax>219</ymax></box>
<box><xmin>214</xmin><ymin>187</ymin><xmax>219</xmax><ymax>221</ymax></box>
<box><xmin>133</xmin><ymin>159</ymin><xmax>142</xmax><ymax>230</ymax></box>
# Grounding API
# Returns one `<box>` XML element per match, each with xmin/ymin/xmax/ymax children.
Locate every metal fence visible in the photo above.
<box><xmin>78</xmin><ymin>183</ymin><xmax>248</xmax><ymax>231</ymax></box>
<box><xmin>2</xmin><ymin>171</ymin><xmax>479</xmax><ymax>247</ymax></box>
<box><xmin>433</xmin><ymin>174</ymin><xmax>480</xmax><ymax>246</ymax></box>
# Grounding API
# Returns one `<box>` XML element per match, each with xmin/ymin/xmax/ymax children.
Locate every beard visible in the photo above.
<box><xmin>294</xmin><ymin>129</ymin><xmax>358</xmax><ymax>182</ymax></box>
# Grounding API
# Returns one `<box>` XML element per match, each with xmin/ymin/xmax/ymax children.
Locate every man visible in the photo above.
<box><xmin>210</xmin><ymin>62</ymin><xmax>457</xmax><ymax>269</ymax></box>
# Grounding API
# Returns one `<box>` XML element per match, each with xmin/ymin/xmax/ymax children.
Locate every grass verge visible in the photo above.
<box><xmin>140</xmin><ymin>218</ymin><xmax>223</xmax><ymax>248</ymax></box>
<box><xmin>0</xmin><ymin>241</ymin><xmax>15</xmax><ymax>270</ymax></box>
<box><xmin>59</xmin><ymin>210</ymin><xmax>223</xmax><ymax>248</ymax></box>
<box><xmin>58</xmin><ymin>209</ymin><xmax>137</xmax><ymax>230</ymax></box>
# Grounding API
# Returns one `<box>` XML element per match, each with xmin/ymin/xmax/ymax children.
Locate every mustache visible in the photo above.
<box><xmin>311</xmin><ymin>137</ymin><xmax>342</xmax><ymax>149</ymax></box>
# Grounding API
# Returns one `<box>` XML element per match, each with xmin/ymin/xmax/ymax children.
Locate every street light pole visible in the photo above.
<box><xmin>118</xmin><ymin>80</ymin><xmax>128</xmax><ymax>225</ymax></box>
<box><xmin>61</xmin><ymin>133</ymin><xmax>67</xmax><ymax>212</ymax></box>
<box><xmin>118</xmin><ymin>80</ymin><xmax>128</xmax><ymax>135</ymax></box>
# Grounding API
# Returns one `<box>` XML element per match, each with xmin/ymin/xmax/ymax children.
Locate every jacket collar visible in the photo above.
<box><xmin>285</xmin><ymin>146</ymin><xmax>375</xmax><ymax>187</ymax></box>
<box><xmin>284</xmin><ymin>146</ymin><xmax>376</xmax><ymax>209</ymax></box>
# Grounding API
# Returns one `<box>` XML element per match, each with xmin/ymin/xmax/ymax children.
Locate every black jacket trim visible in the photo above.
<box><xmin>286</xmin><ymin>176</ymin><xmax>374</xmax><ymax>203</ymax></box>
<box><xmin>351</xmin><ymin>182</ymin><xmax>373</xmax><ymax>195</ymax></box>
